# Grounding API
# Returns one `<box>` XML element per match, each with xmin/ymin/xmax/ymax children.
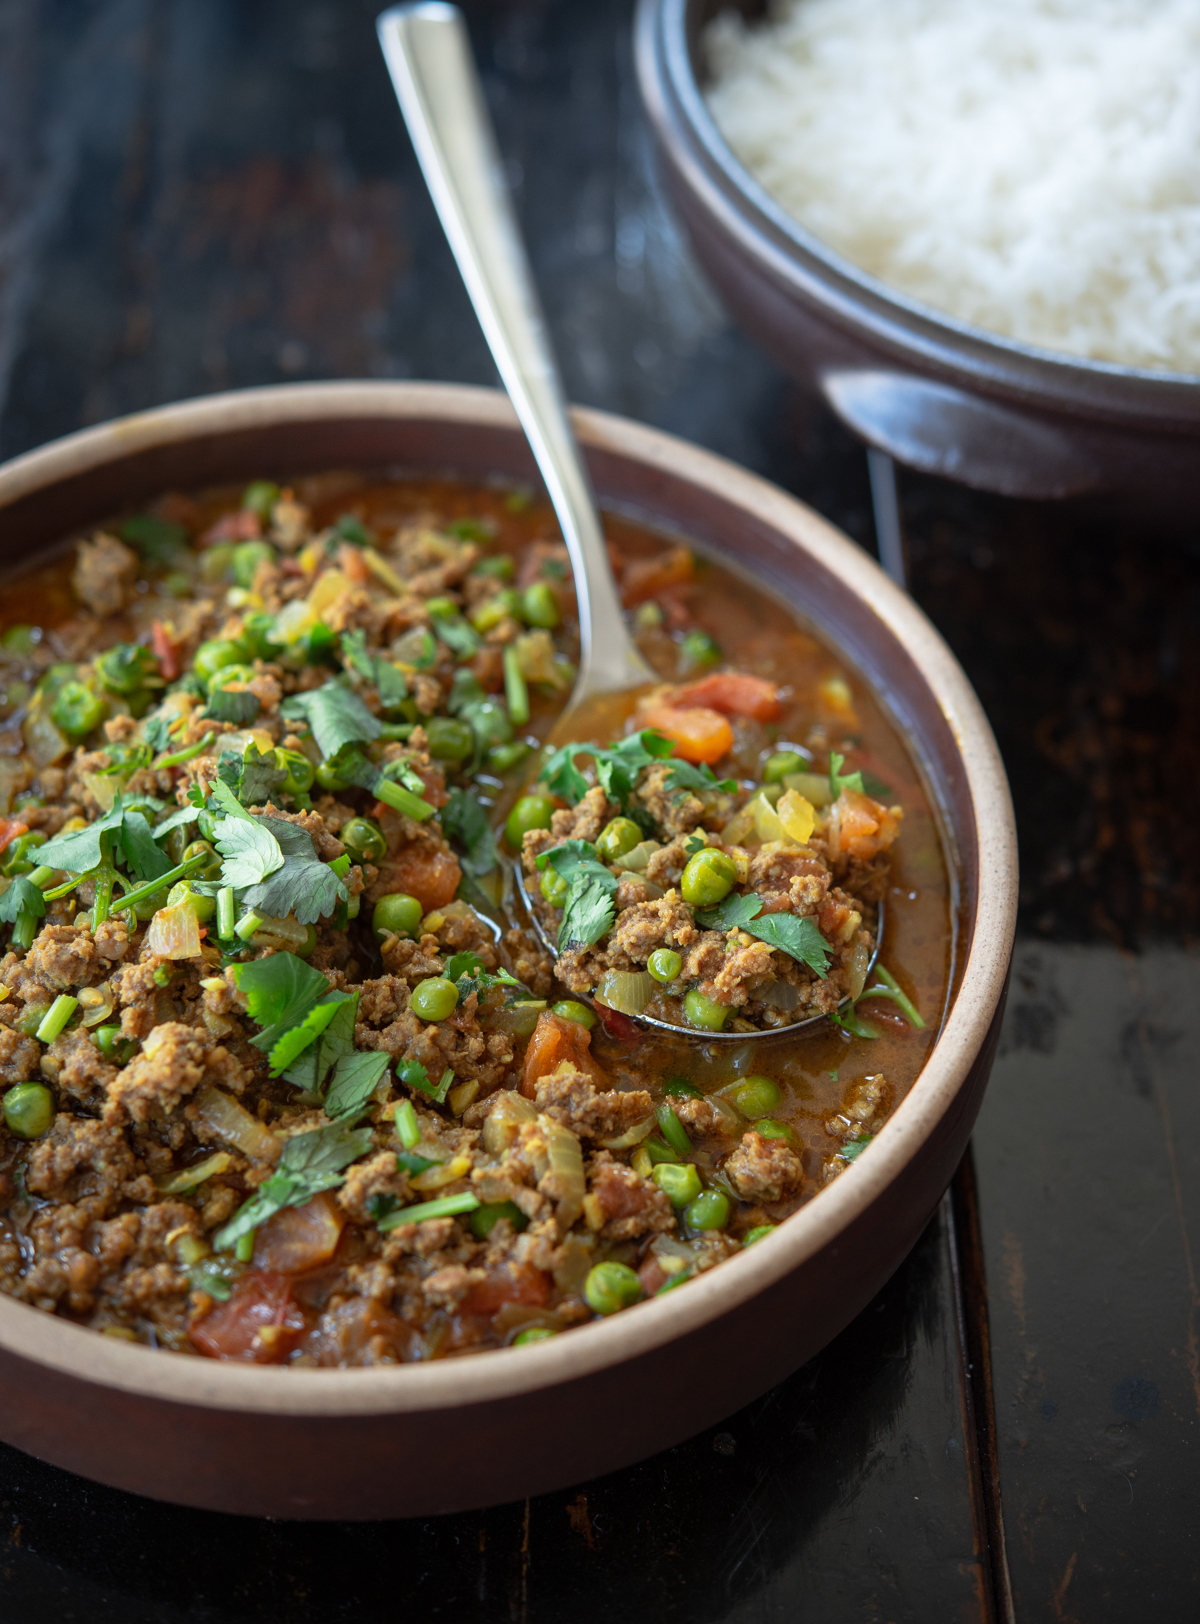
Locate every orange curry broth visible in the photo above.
<box><xmin>0</xmin><ymin>472</ymin><xmax>955</xmax><ymax>1209</ymax></box>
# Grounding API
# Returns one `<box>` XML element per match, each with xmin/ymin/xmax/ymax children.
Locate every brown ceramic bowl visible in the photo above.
<box><xmin>635</xmin><ymin>0</ymin><xmax>1200</xmax><ymax>505</ymax></box>
<box><xmin>0</xmin><ymin>382</ymin><xmax>1015</xmax><ymax>1519</ymax></box>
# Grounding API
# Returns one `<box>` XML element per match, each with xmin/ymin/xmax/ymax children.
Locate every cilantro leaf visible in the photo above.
<box><xmin>213</xmin><ymin>814</ymin><xmax>283</xmax><ymax>889</ymax></box>
<box><xmin>280</xmin><ymin>680</ymin><xmax>382</xmax><ymax>758</ymax></box>
<box><xmin>152</xmin><ymin>805</ymin><xmax>199</xmax><ymax>842</ymax></box>
<box><xmin>118</xmin><ymin>810</ymin><xmax>174</xmax><ymax>884</ymax></box>
<box><xmin>440</xmin><ymin>787</ymin><xmax>496</xmax><ymax>877</ymax></box>
<box><xmin>218</xmin><ymin>742</ymin><xmax>287</xmax><ymax>809</ymax></box>
<box><xmin>341</xmin><ymin>629</ymin><xmax>409</xmax><ymax>708</ymax></box>
<box><xmin>428</xmin><ymin>606</ymin><xmax>480</xmax><ymax>660</ymax></box>
<box><xmin>36</xmin><ymin>802</ymin><xmax>126</xmax><ymax>874</ymax></box>
<box><xmin>0</xmin><ymin>875</ymin><xmax>45</xmax><ymax>937</ymax></box>
<box><xmin>236</xmin><ymin>816</ymin><xmax>348</xmax><ymax>925</ymax></box>
<box><xmin>841</xmin><ymin>1135</ymin><xmax>873</xmax><ymax>1162</ymax></box>
<box><xmin>696</xmin><ymin>890</ymin><xmax>832</xmax><ymax>977</ymax></box>
<box><xmin>209</xmin><ymin>778</ymin><xmax>254</xmax><ymax>822</ymax></box>
<box><xmin>213</xmin><ymin>1123</ymin><xmax>373</xmax><ymax>1251</ymax></box>
<box><xmin>234</xmin><ymin>951</ymin><xmax>330</xmax><ymax>1041</ymax></box>
<box><xmin>560</xmin><ymin>874</ymin><xmax>617</xmax><ymax>951</ymax></box>
<box><xmin>324</xmin><ymin>1049</ymin><xmax>390</xmax><ymax>1123</ymax></box>
<box><xmin>539</xmin><ymin>729</ymin><xmax>734</xmax><ymax>818</ymax></box>
<box><xmin>143</xmin><ymin>713</ymin><xmax>174</xmax><ymax>753</ymax></box>
<box><xmin>206</xmin><ymin>688</ymin><xmax>260</xmax><ymax>725</ymax></box>
<box><xmin>118</xmin><ymin>514</ymin><xmax>189</xmax><ymax>568</ymax></box>
<box><xmin>282</xmin><ymin>989</ymin><xmax>360</xmax><ymax>1094</ymax></box>
<box><xmin>860</xmin><ymin>770</ymin><xmax>894</xmax><ymax>800</ymax></box>
<box><xmin>443</xmin><ymin>950</ymin><xmax>521</xmax><ymax>1004</ymax></box>
<box><xmin>397</xmin><ymin>1055</ymin><xmax>454</xmax><ymax>1104</ymax></box>
<box><xmin>267</xmin><ymin>989</ymin><xmax>356</xmax><ymax>1078</ymax></box>
<box><xmin>828</xmin><ymin>751</ymin><xmax>864</xmax><ymax>800</ymax></box>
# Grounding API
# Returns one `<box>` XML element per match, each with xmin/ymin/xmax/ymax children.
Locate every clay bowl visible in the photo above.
<box><xmin>635</xmin><ymin>0</ymin><xmax>1200</xmax><ymax>505</ymax></box>
<box><xmin>0</xmin><ymin>381</ymin><xmax>1016</xmax><ymax>1519</ymax></box>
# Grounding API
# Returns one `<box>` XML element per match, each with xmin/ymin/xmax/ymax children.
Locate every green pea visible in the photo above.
<box><xmin>473</xmin><ymin>555</ymin><xmax>516</xmax><ymax>580</ymax></box>
<box><xmin>242</xmin><ymin>481</ymin><xmax>280</xmax><ymax>519</ymax></box>
<box><xmin>425</xmin><ymin>716</ymin><xmax>474</xmax><ymax>764</ymax></box>
<box><xmin>652</xmin><ymin>1162</ymin><xmax>702</xmax><ymax>1208</ymax></box>
<box><xmin>410</xmin><ymin>977</ymin><xmax>459</xmax><ymax>1022</ymax></box>
<box><xmin>521</xmin><ymin>581</ymin><xmax>560</xmax><ymax>629</ymax></box>
<box><xmin>763</xmin><ymin>750</ymin><xmax>805</xmax><ymax>784</ymax></box>
<box><xmin>166</xmin><ymin>880</ymin><xmax>215</xmax><ymax>922</ymax></box>
<box><xmin>200</xmin><ymin>544</ymin><xmax>235</xmax><ymax>584</ymax></box>
<box><xmin>680</xmin><ymin>849</ymin><xmax>737</xmax><ymax>908</ymax></box>
<box><xmin>753</xmin><ymin>1118</ymin><xmax>800</xmax><ymax>1147</ymax></box>
<box><xmin>206</xmin><ymin>663</ymin><xmax>256</xmax><ymax>694</ymax></box>
<box><xmin>232</xmin><ymin>541</ymin><xmax>275</xmax><ymax>587</ymax></box>
<box><xmin>647</xmin><ymin>948</ymin><xmax>682</xmax><ymax>983</ymax></box>
<box><xmin>551</xmin><ymin>1000</ymin><xmax>596</xmax><ymax>1030</ymax></box>
<box><xmin>96</xmin><ymin>643</ymin><xmax>158</xmax><ymax>695</ymax></box>
<box><xmin>487</xmin><ymin>740</ymin><xmax>531</xmax><ymax>775</ymax></box>
<box><xmin>596</xmin><ymin>817</ymin><xmax>642</xmax><ymax>863</ymax></box>
<box><xmin>540</xmin><ymin>868</ymin><xmax>569</xmax><ymax>907</ymax></box>
<box><xmin>315</xmin><ymin>760</ymin><xmax>351</xmax><ymax>793</ymax></box>
<box><xmin>3</xmin><ymin>1082</ymin><xmax>54</xmax><ymax>1140</ymax></box>
<box><xmin>296</xmin><ymin>924</ymin><xmax>318</xmax><ymax>959</ymax></box>
<box><xmin>466</xmin><ymin>698</ymin><xmax>513</xmax><ymax>752</ymax></box>
<box><xmin>743</xmin><ymin>1225</ymin><xmax>777</xmax><ymax>1246</ymax></box>
<box><xmin>240</xmin><ymin>611</ymin><xmax>283</xmax><ymax>661</ymax></box>
<box><xmin>679</xmin><ymin>630</ymin><xmax>722</xmax><ymax>672</ymax></box>
<box><xmin>468</xmin><ymin>1200</ymin><xmax>530</xmax><ymax>1240</ymax></box>
<box><xmin>685</xmin><ymin>1190</ymin><xmax>731</xmax><ymax>1231</ymax></box>
<box><xmin>132</xmin><ymin>885</ymin><xmax>171</xmax><ymax>923</ymax></box>
<box><xmin>584</xmin><ymin>1261</ymin><xmax>643</xmax><ymax>1316</ymax></box>
<box><xmin>50</xmin><ymin>681</ymin><xmax>108</xmax><ymax>739</ymax></box>
<box><xmin>683</xmin><ymin>989</ymin><xmax>730</xmax><ymax>1031</ymax></box>
<box><xmin>372</xmin><ymin>893</ymin><xmax>423</xmax><ymax>941</ymax></box>
<box><xmin>506</xmin><ymin>795</ymin><xmax>555</xmax><ymax>849</ymax></box>
<box><xmin>341</xmin><ymin>817</ymin><xmax>387</xmax><ymax>864</ymax></box>
<box><xmin>276</xmin><ymin>748</ymin><xmax>315</xmax><ymax>796</ymax></box>
<box><xmin>470</xmin><ymin>589</ymin><xmax>520</xmax><ymax>632</ymax></box>
<box><xmin>181</xmin><ymin>839</ymin><xmax>221</xmax><ymax>881</ymax></box>
<box><xmin>726</xmin><ymin>1075</ymin><xmax>782</xmax><ymax>1117</ymax></box>
<box><xmin>513</xmin><ymin>1326</ymin><xmax>557</xmax><ymax>1345</ymax></box>
<box><xmin>94</xmin><ymin>1024</ymin><xmax>122</xmax><ymax>1057</ymax></box>
<box><xmin>192</xmin><ymin>639</ymin><xmax>247</xmax><ymax>685</ymax></box>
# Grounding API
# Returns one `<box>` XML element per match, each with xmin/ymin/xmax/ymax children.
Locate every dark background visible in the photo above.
<box><xmin>1</xmin><ymin>1</ymin><xmax>1198</xmax><ymax>1619</ymax></box>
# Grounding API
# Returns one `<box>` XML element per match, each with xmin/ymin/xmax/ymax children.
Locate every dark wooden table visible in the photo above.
<box><xmin>2</xmin><ymin>3</ymin><xmax>1197</xmax><ymax>1619</ymax></box>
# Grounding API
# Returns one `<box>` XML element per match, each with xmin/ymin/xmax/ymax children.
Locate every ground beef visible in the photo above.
<box><xmin>726</xmin><ymin>1131</ymin><xmax>803</xmax><ymax>1204</ymax></box>
<box><xmin>533</xmin><ymin>1063</ymin><xmax>654</xmax><ymax>1142</ymax></box>
<box><xmin>71</xmin><ymin>533</ymin><xmax>138</xmax><ymax>617</ymax></box>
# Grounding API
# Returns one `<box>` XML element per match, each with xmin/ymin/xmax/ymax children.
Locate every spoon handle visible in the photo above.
<box><xmin>377</xmin><ymin>2</ymin><xmax>653</xmax><ymax>698</ymax></box>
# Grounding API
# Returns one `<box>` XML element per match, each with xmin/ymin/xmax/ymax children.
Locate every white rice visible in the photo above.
<box><xmin>704</xmin><ymin>0</ymin><xmax>1200</xmax><ymax>373</ymax></box>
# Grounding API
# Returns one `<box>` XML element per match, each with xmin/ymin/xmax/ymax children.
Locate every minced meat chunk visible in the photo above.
<box><xmin>72</xmin><ymin>532</ymin><xmax>138</xmax><ymax>616</ymax></box>
<box><xmin>725</xmin><ymin>1131</ymin><xmax>803</xmax><ymax>1204</ymax></box>
<box><xmin>533</xmin><ymin>1063</ymin><xmax>653</xmax><ymax>1143</ymax></box>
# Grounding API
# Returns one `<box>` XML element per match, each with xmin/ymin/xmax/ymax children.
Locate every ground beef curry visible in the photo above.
<box><xmin>0</xmin><ymin>474</ymin><xmax>953</xmax><ymax>1363</ymax></box>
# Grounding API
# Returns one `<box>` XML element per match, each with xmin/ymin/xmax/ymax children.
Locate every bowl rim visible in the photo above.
<box><xmin>0</xmin><ymin>379</ymin><xmax>1017</xmax><ymax>1418</ymax></box>
<box><xmin>636</xmin><ymin>0</ymin><xmax>1200</xmax><ymax>419</ymax></box>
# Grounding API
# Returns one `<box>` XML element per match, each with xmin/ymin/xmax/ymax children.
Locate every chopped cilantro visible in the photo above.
<box><xmin>443</xmin><ymin>950</ymin><xmax>521</xmax><ymax>1004</ymax></box>
<box><xmin>233</xmin><ymin>816</ymin><xmax>348</xmax><ymax>926</ymax></box>
<box><xmin>428</xmin><ymin>606</ymin><xmax>481</xmax><ymax>660</ymax></box>
<box><xmin>540</xmin><ymin>729</ymin><xmax>734</xmax><ymax>817</ymax></box>
<box><xmin>205</xmin><ymin>688</ymin><xmax>260</xmax><ymax>725</ymax></box>
<box><xmin>860</xmin><ymin>770</ymin><xmax>893</xmax><ymax>800</ymax></box>
<box><xmin>440</xmin><ymin>787</ymin><xmax>496</xmax><ymax>877</ymax></box>
<box><xmin>0</xmin><ymin>875</ymin><xmax>46</xmax><ymax>945</ymax></box>
<box><xmin>841</xmin><ymin>1136</ymin><xmax>873</xmax><ymax>1162</ymax></box>
<box><xmin>118</xmin><ymin>514</ymin><xmax>189</xmax><ymax>568</ymax></box>
<box><xmin>367</xmin><ymin>1193</ymin><xmax>400</xmax><ymax>1222</ymax></box>
<box><xmin>534</xmin><ymin>839</ymin><xmax>619</xmax><ymax>950</ymax></box>
<box><xmin>695</xmin><ymin>891</ymin><xmax>831</xmax><ymax>978</ymax></box>
<box><xmin>280</xmin><ymin>680</ymin><xmax>382</xmax><ymax>758</ymax></box>
<box><xmin>233</xmin><ymin>952</ymin><xmax>329</xmax><ymax>1041</ymax></box>
<box><xmin>828</xmin><ymin>751</ymin><xmax>864</xmax><ymax>800</ymax></box>
<box><xmin>266</xmin><ymin>989</ymin><xmax>356</xmax><ymax>1078</ymax></box>
<box><xmin>151</xmin><ymin>805</ymin><xmax>199</xmax><ymax>842</ymax></box>
<box><xmin>340</xmin><ymin>629</ymin><xmax>409</xmax><ymax>708</ymax></box>
<box><xmin>217</xmin><ymin>741</ymin><xmax>284</xmax><ymax>806</ymax></box>
<box><xmin>282</xmin><ymin>990</ymin><xmax>359</xmax><ymax>1095</ymax></box>
<box><xmin>213</xmin><ymin>814</ymin><xmax>283</xmax><ymax>890</ymax></box>
<box><xmin>324</xmin><ymin>1049</ymin><xmax>391</xmax><ymax>1123</ymax></box>
<box><xmin>213</xmin><ymin>1123</ymin><xmax>373</xmax><ymax>1252</ymax></box>
<box><xmin>397</xmin><ymin>1055</ymin><xmax>454</xmax><ymax>1104</ymax></box>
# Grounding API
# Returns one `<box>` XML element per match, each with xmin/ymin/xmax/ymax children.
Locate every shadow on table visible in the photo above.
<box><xmin>0</xmin><ymin>1210</ymin><xmax>983</xmax><ymax>1624</ymax></box>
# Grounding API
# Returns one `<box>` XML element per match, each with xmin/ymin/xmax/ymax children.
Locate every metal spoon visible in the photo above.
<box><xmin>376</xmin><ymin>2</ymin><xmax>875</xmax><ymax>1041</ymax></box>
<box><xmin>377</xmin><ymin>1</ymin><xmax>655</xmax><ymax>736</ymax></box>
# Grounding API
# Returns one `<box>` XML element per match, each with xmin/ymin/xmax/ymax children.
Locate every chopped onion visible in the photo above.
<box><xmin>307</xmin><ymin>569</ymin><xmax>356</xmax><ymax>617</ymax></box>
<box><xmin>848</xmin><ymin>937</ymin><xmax>872</xmax><ymax>1000</ymax></box>
<box><xmin>759</xmin><ymin>979</ymin><xmax>800</xmax><ymax>1011</ymax></box>
<box><xmin>82</xmin><ymin>772</ymin><xmax>119</xmax><ymax>813</ymax></box>
<box><xmin>613</xmin><ymin>840</ymin><xmax>661</xmax><ymax>873</ymax></box>
<box><xmin>782</xmin><ymin>771</ymin><xmax>833</xmax><ymax>809</ymax></box>
<box><xmin>22</xmin><ymin>697</ymin><xmax>69</xmax><ymax>767</ymax></box>
<box><xmin>489</xmin><ymin>999</ymin><xmax>547</xmax><ymax>1038</ymax></box>
<box><xmin>720</xmin><ymin>806</ymin><xmax>756</xmax><ymax>845</ymax></box>
<box><xmin>77</xmin><ymin>982</ymin><xmax>115</xmax><ymax>1027</ymax></box>
<box><xmin>193</xmin><ymin>1084</ymin><xmax>281</xmax><ymax>1162</ymax></box>
<box><xmin>598</xmin><ymin>1115</ymin><xmax>657</xmax><ymax>1150</ymax></box>
<box><xmin>537</xmin><ymin>1113</ymin><xmax>585</xmax><ymax>1229</ymax></box>
<box><xmin>250</xmin><ymin>913</ymin><xmax>309</xmax><ymax>951</ymax></box>
<box><xmin>777</xmin><ymin>789</ymin><xmax>815</xmax><ymax>845</ymax></box>
<box><xmin>144</xmin><ymin>901</ymin><xmax>202</xmax><ymax>960</ymax></box>
<box><xmin>594</xmin><ymin>970</ymin><xmax>654</xmax><ymax>1016</ymax></box>
<box><xmin>156</xmin><ymin>1150</ymin><xmax>232</xmax><ymax>1194</ymax></box>
<box><xmin>411</xmin><ymin>1153</ymin><xmax>472</xmax><ymax>1192</ymax></box>
<box><xmin>481</xmin><ymin>1090</ymin><xmax>538</xmax><ymax>1156</ymax></box>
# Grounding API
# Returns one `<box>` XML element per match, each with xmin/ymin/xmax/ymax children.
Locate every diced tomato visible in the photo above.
<box><xmin>620</xmin><ymin>546</ymin><xmax>694</xmax><ymax>607</ymax></box>
<box><xmin>460</xmin><ymin>1264</ymin><xmax>551</xmax><ymax>1317</ymax></box>
<box><xmin>836</xmin><ymin>791</ymin><xmax>902</xmax><ymax>861</ymax></box>
<box><xmin>0</xmin><ymin>818</ymin><xmax>28</xmax><ymax>858</ymax></box>
<box><xmin>379</xmin><ymin>844</ymin><xmax>461</xmax><ymax>911</ymax></box>
<box><xmin>638</xmin><ymin>1257</ymin><xmax>668</xmax><ymax>1296</ymax></box>
<box><xmin>252</xmin><ymin>1191</ymin><xmax>345</xmax><ymax>1275</ymax></box>
<box><xmin>671</xmin><ymin>672</ymin><xmax>782</xmax><ymax>722</ymax></box>
<box><xmin>522</xmin><ymin>1010</ymin><xmax>608</xmax><ymax>1097</ymax></box>
<box><xmin>640</xmin><ymin>704</ymin><xmax>734</xmax><ymax>766</ymax></box>
<box><xmin>150</xmin><ymin>621</ymin><xmax>180</xmax><ymax>681</ymax></box>
<box><xmin>338</xmin><ymin>543</ymin><xmax>371</xmax><ymax>585</ymax></box>
<box><xmin>598</xmin><ymin>1007</ymin><xmax>641</xmax><ymax>1044</ymax></box>
<box><xmin>190</xmin><ymin>1271</ymin><xmax>306</xmax><ymax>1363</ymax></box>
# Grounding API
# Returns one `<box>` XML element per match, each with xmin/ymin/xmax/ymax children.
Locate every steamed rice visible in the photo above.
<box><xmin>704</xmin><ymin>0</ymin><xmax>1200</xmax><ymax>373</ymax></box>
